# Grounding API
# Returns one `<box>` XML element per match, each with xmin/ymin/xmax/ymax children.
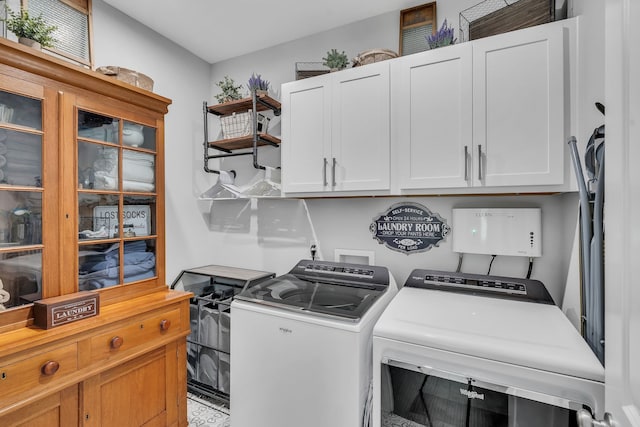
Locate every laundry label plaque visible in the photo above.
<box><xmin>370</xmin><ymin>202</ymin><xmax>450</xmax><ymax>254</ymax></box>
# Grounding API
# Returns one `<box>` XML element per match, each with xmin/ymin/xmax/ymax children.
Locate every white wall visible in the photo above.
<box><xmin>92</xmin><ymin>0</ymin><xmax>212</xmax><ymax>283</ymax></box>
<box><xmin>89</xmin><ymin>1</ymin><xmax>601</xmax><ymax>307</ymax></box>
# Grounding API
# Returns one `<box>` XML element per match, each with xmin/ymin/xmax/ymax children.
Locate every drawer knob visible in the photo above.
<box><xmin>160</xmin><ymin>319</ymin><xmax>171</xmax><ymax>331</ymax></box>
<box><xmin>110</xmin><ymin>336</ymin><xmax>124</xmax><ymax>349</ymax></box>
<box><xmin>41</xmin><ymin>361</ymin><xmax>60</xmax><ymax>376</ymax></box>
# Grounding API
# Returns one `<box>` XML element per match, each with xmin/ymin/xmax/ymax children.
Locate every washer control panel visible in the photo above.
<box><xmin>406</xmin><ymin>269</ymin><xmax>554</xmax><ymax>304</ymax></box>
<box><xmin>422</xmin><ymin>272</ymin><xmax>527</xmax><ymax>295</ymax></box>
<box><xmin>293</xmin><ymin>260</ymin><xmax>389</xmax><ymax>288</ymax></box>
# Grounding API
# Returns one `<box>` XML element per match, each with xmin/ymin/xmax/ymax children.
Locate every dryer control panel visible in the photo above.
<box><xmin>406</xmin><ymin>269</ymin><xmax>554</xmax><ymax>304</ymax></box>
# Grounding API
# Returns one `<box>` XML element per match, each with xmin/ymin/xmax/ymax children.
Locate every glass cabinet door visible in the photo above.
<box><xmin>77</xmin><ymin>110</ymin><xmax>157</xmax><ymax>292</ymax></box>
<box><xmin>0</xmin><ymin>88</ymin><xmax>44</xmax><ymax>310</ymax></box>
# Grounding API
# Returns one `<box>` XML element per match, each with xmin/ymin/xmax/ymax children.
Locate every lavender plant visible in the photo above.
<box><xmin>426</xmin><ymin>19</ymin><xmax>457</xmax><ymax>49</ymax></box>
<box><xmin>247</xmin><ymin>73</ymin><xmax>270</xmax><ymax>93</ymax></box>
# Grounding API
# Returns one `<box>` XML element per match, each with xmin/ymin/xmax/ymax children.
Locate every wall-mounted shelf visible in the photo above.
<box><xmin>206</xmin><ymin>93</ymin><xmax>281</xmax><ymax>117</ymax></box>
<box><xmin>208</xmin><ymin>133</ymin><xmax>281</xmax><ymax>154</ymax></box>
<box><xmin>203</xmin><ymin>91</ymin><xmax>281</xmax><ymax>174</ymax></box>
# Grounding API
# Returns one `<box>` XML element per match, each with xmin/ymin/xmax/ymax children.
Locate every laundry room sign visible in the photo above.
<box><xmin>370</xmin><ymin>202</ymin><xmax>450</xmax><ymax>254</ymax></box>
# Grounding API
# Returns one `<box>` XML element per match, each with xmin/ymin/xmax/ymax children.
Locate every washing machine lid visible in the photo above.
<box><xmin>235</xmin><ymin>260</ymin><xmax>391</xmax><ymax>321</ymax></box>
<box><xmin>374</xmin><ymin>286</ymin><xmax>605</xmax><ymax>383</ymax></box>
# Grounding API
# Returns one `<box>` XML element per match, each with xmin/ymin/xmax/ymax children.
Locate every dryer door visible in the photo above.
<box><xmin>380</xmin><ymin>358</ymin><xmax>590</xmax><ymax>427</ymax></box>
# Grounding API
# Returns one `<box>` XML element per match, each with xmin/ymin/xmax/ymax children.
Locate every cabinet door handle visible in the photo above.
<box><xmin>160</xmin><ymin>319</ymin><xmax>171</xmax><ymax>331</ymax></box>
<box><xmin>477</xmin><ymin>144</ymin><xmax>483</xmax><ymax>181</ymax></box>
<box><xmin>332</xmin><ymin>157</ymin><xmax>336</xmax><ymax>188</ymax></box>
<box><xmin>464</xmin><ymin>145</ymin><xmax>469</xmax><ymax>181</ymax></box>
<box><xmin>323</xmin><ymin>158</ymin><xmax>328</xmax><ymax>186</ymax></box>
<box><xmin>110</xmin><ymin>336</ymin><xmax>124</xmax><ymax>350</ymax></box>
<box><xmin>41</xmin><ymin>360</ymin><xmax>60</xmax><ymax>376</ymax></box>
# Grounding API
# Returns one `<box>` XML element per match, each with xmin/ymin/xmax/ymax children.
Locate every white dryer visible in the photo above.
<box><xmin>231</xmin><ymin>259</ymin><xmax>398</xmax><ymax>427</ymax></box>
<box><xmin>372</xmin><ymin>269</ymin><xmax>604</xmax><ymax>427</ymax></box>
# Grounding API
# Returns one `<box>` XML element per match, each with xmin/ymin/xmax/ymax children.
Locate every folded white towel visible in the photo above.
<box><xmin>123</xmin><ymin>180</ymin><xmax>155</xmax><ymax>192</ymax></box>
<box><xmin>94</xmin><ymin>173</ymin><xmax>117</xmax><ymax>190</ymax></box>
<box><xmin>123</xmin><ymin>163</ymin><xmax>154</xmax><ymax>183</ymax></box>
<box><xmin>123</xmin><ymin>150</ymin><xmax>154</xmax><ymax>163</ymax></box>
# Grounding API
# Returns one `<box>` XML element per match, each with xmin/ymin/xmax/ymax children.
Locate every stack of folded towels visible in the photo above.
<box><xmin>78</xmin><ymin>240</ymin><xmax>156</xmax><ymax>290</ymax></box>
<box><xmin>122</xmin><ymin>150</ymin><xmax>155</xmax><ymax>192</ymax></box>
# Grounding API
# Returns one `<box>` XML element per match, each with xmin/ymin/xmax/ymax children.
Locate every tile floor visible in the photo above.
<box><xmin>187</xmin><ymin>392</ymin><xmax>230</xmax><ymax>427</ymax></box>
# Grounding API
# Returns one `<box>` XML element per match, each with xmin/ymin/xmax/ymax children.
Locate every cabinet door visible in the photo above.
<box><xmin>332</xmin><ymin>62</ymin><xmax>390</xmax><ymax>192</ymax></box>
<box><xmin>473</xmin><ymin>24</ymin><xmax>565</xmax><ymax>187</ymax></box>
<box><xmin>60</xmin><ymin>94</ymin><xmax>164</xmax><ymax>304</ymax></box>
<box><xmin>0</xmin><ymin>74</ymin><xmax>59</xmax><ymax>313</ymax></box>
<box><xmin>281</xmin><ymin>75</ymin><xmax>332</xmax><ymax>193</ymax></box>
<box><xmin>81</xmin><ymin>347</ymin><xmax>173</xmax><ymax>427</ymax></box>
<box><xmin>0</xmin><ymin>386</ymin><xmax>78</xmax><ymax>427</ymax></box>
<box><xmin>393</xmin><ymin>44</ymin><xmax>473</xmax><ymax>189</ymax></box>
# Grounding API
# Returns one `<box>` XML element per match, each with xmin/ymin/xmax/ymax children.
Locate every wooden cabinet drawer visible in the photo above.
<box><xmin>0</xmin><ymin>343</ymin><xmax>78</xmax><ymax>406</ymax></box>
<box><xmin>90</xmin><ymin>308</ymin><xmax>181</xmax><ymax>362</ymax></box>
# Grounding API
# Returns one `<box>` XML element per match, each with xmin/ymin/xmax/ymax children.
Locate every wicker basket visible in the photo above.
<box><xmin>220</xmin><ymin>111</ymin><xmax>270</xmax><ymax>139</ymax></box>
<box><xmin>96</xmin><ymin>66</ymin><xmax>154</xmax><ymax>91</ymax></box>
<box><xmin>352</xmin><ymin>49</ymin><xmax>399</xmax><ymax>67</ymax></box>
<box><xmin>220</xmin><ymin>112</ymin><xmax>252</xmax><ymax>139</ymax></box>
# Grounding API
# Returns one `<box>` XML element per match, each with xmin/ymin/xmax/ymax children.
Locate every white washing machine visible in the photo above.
<box><xmin>231</xmin><ymin>259</ymin><xmax>398</xmax><ymax>427</ymax></box>
<box><xmin>373</xmin><ymin>269</ymin><xmax>605</xmax><ymax>427</ymax></box>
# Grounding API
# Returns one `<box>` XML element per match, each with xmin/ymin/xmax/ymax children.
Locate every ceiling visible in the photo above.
<box><xmin>102</xmin><ymin>0</ymin><xmax>426</xmax><ymax>64</ymax></box>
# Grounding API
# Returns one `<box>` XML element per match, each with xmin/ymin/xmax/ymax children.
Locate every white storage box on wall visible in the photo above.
<box><xmin>452</xmin><ymin>208</ymin><xmax>542</xmax><ymax>257</ymax></box>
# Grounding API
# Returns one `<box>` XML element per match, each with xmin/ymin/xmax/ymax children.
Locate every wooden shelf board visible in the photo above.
<box><xmin>208</xmin><ymin>133</ymin><xmax>281</xmax><ymax>151</ymax></box>
<box><xmin>207</xmin><ymin>94</ymin><xmax>281</xmax><ymax>116</ymax></box>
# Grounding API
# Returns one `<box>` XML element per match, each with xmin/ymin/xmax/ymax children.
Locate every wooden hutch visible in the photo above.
<box><xmin>0</xmin><ymin>38</ymin><xmax>190</xmax><ymax>426</ymax></box>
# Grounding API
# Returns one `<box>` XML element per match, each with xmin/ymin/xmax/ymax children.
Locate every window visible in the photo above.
<box><xmin>399</xmin><ymin>2</ymin><xmax>437</xmax><ymax>56</ymax></box>
<box><xmin>24</xmin><ymin>0</ymin><xmax>93</xmax><ymax>67</ymax></box>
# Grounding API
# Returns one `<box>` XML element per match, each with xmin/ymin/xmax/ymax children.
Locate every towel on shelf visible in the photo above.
<box><xmin>123</xmin><ymin>162</ymin><xmax>154</xmax><ymax>183</ymax></box>
<box><xmin>123</xmin><ymin>180</ymin><xmax>155</xmax><ymax>192</ymax></box>
<box><xmin>78</xmin><ymin>241</ymin><xmax>156</xmax><ymax>290</ymax></box>
<box><xmin>92</xmin><ymin>148</ymin><xmax>118</xmax><ymax>190</ymax></box>
<box><xmin>123</xmin><ymin>150</ymin><xmax>155</xmax><ymax>184</ymax></box>
<box><xmin>94</xmin><ymin>172</ymin><xmax>117</xmax><ymax>190</ymax></box>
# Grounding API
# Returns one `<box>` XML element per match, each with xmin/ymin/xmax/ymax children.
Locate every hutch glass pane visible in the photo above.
<box><xmin>0</xmin><ymin>90</ymin><xmax>42</xmax><ymax>130</ymax></box>
<box><xmin>0</xmin><ymin>129</ymin><xmax>42</xmax><ymax>187</ymax></box>
<box><xmin>123</xmin><ymin>121</ymin><xmax>155</xmax><ymax>150</ymax></box>
<box><xmin>123</xmin><ymin>149</ymin><xmax>155</xmax><ymax>193</ymax></box>
<box><xmin>0</xmin><ymin>250</ymin><xmax>42</xmax><ymax>310</ymax></box>
<box><xmin>78</xmin><ymin>193</ymin><xmax>119</xmax><ymax>240</ymax></box>
<box><xmin>77</xmin><ymin>110</ymin><xmax>119</xmax><ymax>144</ymax></box>
<box><xmin>0</xmin><ymin>191</ymin><xmax>42</xmax><ymax>246</ymax></box>
<box><xmin>78</xmin><ymin>242</ymin><xmax>119</xmax><ymax>291</ymax></box>
<box><xmin>123</xmin><ymin>195</ymin><xmax>155</xmax><ymax>237</ymax></box>
<box><xmin>78</xmin><ymin>141</ymin><xmax>119</xmax><ymax>191</ymax></box>
<box><xmin>122</xmin><ymin>239</ymin><xmax>156</xmax><ymax>284</ymax></box>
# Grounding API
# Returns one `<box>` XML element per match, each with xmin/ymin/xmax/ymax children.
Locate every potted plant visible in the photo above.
<box><xmin>247</xmin><ymin>73</ymin><xmax>270</xmax><ymax>96</ymax></box>
<box><xmin>214</xmin><ymin>75</ymin><xmax>243</xmax><ymax>104</ymax></box>
<box><xmin>322</xmin><ymin>49</ymin><xmax>349</xmax><ymax>71</ymax></box>
<box><xmin>426</xmin><ymin>19</ymin><xmax>457</xmax><ymax>50</ymax></box>
<box><xmin>2</xmin><ymin>7</ymin><xmax>58</xmax><ymax>50</ymax></box>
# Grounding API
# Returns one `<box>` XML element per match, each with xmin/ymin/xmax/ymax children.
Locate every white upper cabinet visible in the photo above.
<box><xmin>282</xmin><ymin>20</ymin><xmax>572</xmax><ymax>196</ymax></box>
<box><xmin>393</xmin><ymin>43</ymin><xmax>473</xmax><ymax>189</ymax></box>
<box><xmin>282</xmin><ymin>62</ymin><xmax>390</xmax><ymax>195</ymax></box>
<box><xmin>332</xmin><ymin>63</ymin><xmax>390</xmax><ymax>192</ymax></box>
<box><xmin>472</xmin><ymin>23</ymin><xmax>566</xmax><ymax>187</ymax></box>
<box><xmin>281</xmin><ymin>74</ymin><xmax>332</xmax><ymax>193</ymax></box>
